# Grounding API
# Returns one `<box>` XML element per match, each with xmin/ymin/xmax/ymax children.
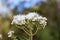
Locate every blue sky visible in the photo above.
<box><xmin>0</xmin><ymin>0</ymin><xmax>47</xmax><ymax>14</ymax></box>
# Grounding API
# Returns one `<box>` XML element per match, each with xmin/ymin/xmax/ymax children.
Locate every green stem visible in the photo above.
<box><xmin>30</xmin><ymin>32</ymin><xmax>33</xmax><ymax>40</ymax></box>
<box><xmin>29</xmin><ymin>29</ymin><xmax>33</xmax><ymax>40</ymax></box>
<box><xmin>23</xmin><ymin>28</ymin><xmax>30</xmax><ymax>36</ymax></box>
<box><xmin>32</xmin><ymin>28</ymin><xmax>38</xmax><ymax>36</ymax></box>
<box><xmin>16</xmin><ymin>25</ymin><xmax>30</xmax><ymax>36</ymax></box>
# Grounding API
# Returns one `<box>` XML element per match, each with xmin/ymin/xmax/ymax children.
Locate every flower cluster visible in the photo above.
<box><xmin>11</xmin><ymin>12</ymin><xmax>47</xmax><ymax>28</ymax></box>
<box><xmin>0</xmin><ymin>34</ymin><xmax>2</xmax><ymax>39</ymax></box>
<box><xmin>0</xmin><ymin>31</ymin><xmax>15</xmax><ymax>39</ymax></box>
<box><xmin>8</xmin><ymin>31</ymin><xmax>14</xmax><ymax>37</ymax></box>
<box><xmin>26</xmin><ymin>12</ymin><xmax>39</xmax><ymax>20</ymax></box>
<box><xmin>11</xmin><ymin>15</ymin><xmax>26</xmax><ymax>25</ymax></box>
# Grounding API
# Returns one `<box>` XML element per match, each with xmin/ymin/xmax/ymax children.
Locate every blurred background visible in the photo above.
<box><xmin>0</xmin><ymin>0</ymin><xmax>60</xmax><ymax>40</ymax></box>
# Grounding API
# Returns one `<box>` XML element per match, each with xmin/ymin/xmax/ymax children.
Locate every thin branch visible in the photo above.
<box><xmin>32</xmin><ymin>28</ymin><xmax>38</xmax><ymax>36</ymax></box>
<box><xmin>16</xmin><ymin>25</ymin><xmax>30</xmax><ymax>36</ymax></box>
<box><xmin>23</xmin><ymin>28</ymin><xmax>30</xmax><ymax>36</ymax></box>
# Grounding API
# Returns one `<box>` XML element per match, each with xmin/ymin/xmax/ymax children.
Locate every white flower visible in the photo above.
<box><xmin>26</xmin><ymin>12</ymin><xmax>39</xmax><ymax>20</ymax></box>
<box><xmin>8</xmin><ymin>31</ymin><xmax>14</xmax><ymax>37</ymax></box>
<box><xmin>39</xmin><ymin>17</ymin><xmax>47</xmax><ymax>28</ymax></box>
<box><xmin>32</xmin><ymin>16</ymin><xmax>43</xmax><ymax>21</ymax></box>
<box><xmin>11</xmin><ymin>15</ymin><xmax>26</xmax><ymax>25</ymax></box>
<box><xmin>32</xmin><ymin>17</ymin><xmax>38</xmax><ymax>21</ymax></box>
<box><xmin>11</xmin><ymin>12</ymin><xmax>47</xmax><ymax>29</ymax></box>
<box><xmin>0</xmin><ymin>34</ymin><xmax>2</xmax><ymax>39</ymax></box>
<box><xmin>43</xmin><ymin>22</ymin><xmax>47</xmax><ymax>29</ymax></box>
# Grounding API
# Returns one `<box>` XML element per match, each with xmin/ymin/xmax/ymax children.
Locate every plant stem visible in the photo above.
<box><xmin>32</xmin><ymin>28</ymin><xmax>38</xmax><ymax>36</ymax></box>
<box><xmin>30</xmin><ymin>33</ymin><xmax>33</xmax><ymax>40</ymax></box>
<box><xmin>29</xmin><ymin>29</ymin><xmax>33</xmax><ymax>40</ymax></box>
<box><xmin>23</xmin><ymin>28</ymin><xmax>30</xmax><ymax>36</ymax></box>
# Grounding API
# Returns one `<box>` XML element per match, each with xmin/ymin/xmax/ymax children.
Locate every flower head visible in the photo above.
<box><xmin>11</xmin><ymin>15</ymin><xmax>26</xmax><ymax>25</ymax></box>
<box><xmin>8</xmin><ymin>31</ymin><xmax>14</xmax><ymax>37</ymax></box>
<box><xmin>11</xmin><ymin>12</ymin><xmax>47</xmax><ymax>29</ymax></box>
<box><xmin>0</xmin><ymin>34</ymin><xmax>2</xmax><ymax>39</ymax></box>
<box><xmin>26</xmin><ymin>12</ymin><xmax>39</xmax><ymax>20</ymax></box>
